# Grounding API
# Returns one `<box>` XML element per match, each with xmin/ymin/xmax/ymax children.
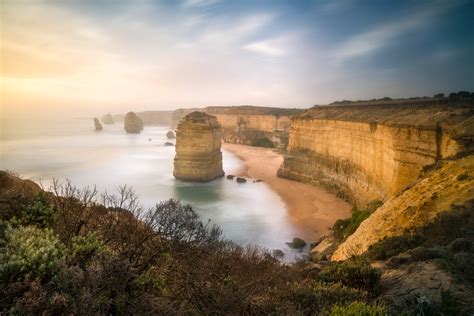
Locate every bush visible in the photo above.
<box><xmin>366</xmin><ymin>234</ymin><xmax>422</xmax><ymax>260</ymax></box>
<box><xmin>0</xmin><ymin>226</ymin><xmax>65</xmax><ymax>280</ymax></box>
<box><xmin>24</xmin><ymin>196</ymin><xmax>55</xmax><ymax>228</ymax></box>
<box><xmin>70</xmin><ymin>232</ymin><xmax>106</xmax><ymax>266</ymax></box>
<box><xmin>329</xmin><ymin>301</ymin><xmax>387</xmax><ymax>315</ymax></box>
<box><xmin>318</xmin><ymin>257</ymin><xmax>381</xmax><ymax>293</ymax></box>
<box><xmin>333</xmin><ymin>209</ymin><xmax>370</xmax><ymax>241</ymax></box>
<box><xmin>250</xmin><ymin>137</ymin><xmax>275</xmax><ymax>148</ymax></box>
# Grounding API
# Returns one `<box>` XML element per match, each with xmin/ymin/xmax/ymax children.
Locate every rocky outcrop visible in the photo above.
<box><xmin>278</xmin><ymin>99</ymin><xmax>474</xmax><ymax>206</ymax></box>
<box><xmin>124</xmin><ymin>112</ymin><xmax>144</xmax><ymax>134</ymax></box>
<box><xmin>173</xmin><ymin>112</ymin><xmax>224</xmax><ymax>182</ymax></box>
<box><xmin>332</xmin><ymin>155</ymin><xmax>474</xmax><ymax>260</ymax></box>
<box><xmin>172</xmin><ymin>106</ymin><xmax>302</xmax><ymax>149</ymax></box>
<box><xmin>167</xmin><ymin>131</ymin><xmax>175</xmax><ymax>139</ymax></box>
<box><xmin>101</xmin><ymin>113</ymin><xmax>114</xmax><ymax>125</ymax></box>
<box><xmin>93</xmin><ymin>118</ymin><xmax>103</xmax><ymax>131</ymax></box>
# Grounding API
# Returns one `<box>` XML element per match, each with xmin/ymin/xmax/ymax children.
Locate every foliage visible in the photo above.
<box><xmin>70</xmin><ymin>232</ymin><xmax>106</xmax><ymax>265</ymax></box>
<box><xmin>329</xmin><ymin>301</ymin><xmax>387</xmax><ymax>316</ymax></box>
<box><xmin>318</xmin><ymin>257</ymin><xmax>381</xmax><ymax>293</ymax></box>
<box><xmin>333</xmin><ymin>209</ymin><xmax>370</xmax><ymax>242</ymax></box>
<box><xmin>250</xmin><ymin>137</ymin><xmax>275</xmax><ymax>148</ymax></box>
<box><xmin>0</xmin><ymin>226</ymin><xmax>65</xmax><ymax>280</ymax></box>
<box><xmin>400</xmin><ymin>290</ymin><xmax>462</xmax><ymax>316</ymax></box>
<box><xmin>23</xmin><ymin>196</ymin><xmax>55</xmax><ymax>228</ymax></box>
<box><xmin>366</xmin><ymin>234</ymin><xmax>422</xmax><ymax>260</ymax></box>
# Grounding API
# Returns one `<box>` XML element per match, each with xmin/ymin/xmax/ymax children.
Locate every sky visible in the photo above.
<box><xmin>1</xmin><ymin>0</ymin><xmax>473</xmax><ymax>117</ymax></box>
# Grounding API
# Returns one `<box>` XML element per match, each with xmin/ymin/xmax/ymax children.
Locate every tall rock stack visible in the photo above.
<box><xmin>93</xmin><ymin>118</ymin><xmax>103</xmax><ymax>131</ymax></box>
<box><xmin>102</xmin><ymin>113</ymin><xmax>115</xmax><ymax>125</ymax></box>
<box><xmin>173</xmin><ymin>112</ymin><xmax>224</xmax><ymax>182</ymax></box>
<box><xmin>124</xmin><ymin>112</ymin><xmax>143</xmax><ymax>133</ymax></box>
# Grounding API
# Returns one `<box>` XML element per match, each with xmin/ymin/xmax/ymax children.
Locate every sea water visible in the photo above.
<box><xmin>1</xmin><ymin>116</ymin><xmax>310</xmax><ymax>260</ymax></box>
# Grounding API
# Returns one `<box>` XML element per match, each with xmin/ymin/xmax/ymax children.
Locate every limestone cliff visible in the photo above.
<box><xmin>278</xmin><ymin>99</ymin><xmax>474</xmax><ymax>206</ymax></box>
<box><xmin>93</xmin><ymin>118</ymin><xmax>103</xmax><ymax>131</ymax></box>
<box><xmin>172</xmin><ymin>106</ymin><xmax>302</xmax><ymax>149</ymax></box>
<box><xmin>124</xmin><ymin>112</ymin><xmax>144</xmax><ymax>133</ymax></box>
<box><xmin>173</xmin><ymin>112</ymin><xmax>224</xmax><ymax>182</ymax></box>
<box><xmin>332</xmin><ymin>155</ymin><xmax>474</xmax><ymax>260</ymax></box>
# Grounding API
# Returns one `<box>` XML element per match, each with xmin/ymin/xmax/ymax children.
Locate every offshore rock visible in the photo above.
<box><xmin>124</xmin><ymin>112</ymin><xmax>144</xmax><ymax>134</ymax></box>
<box><xmin>173</xmin><ymin>112</ymin><xmax>224</xmax><ymax>182</ymax></box>
<box><xmin>102</xmin><ymin>113</ymin><xmax>114</xmax><ymax>125</ymax></box>
<box><xmin>93</xmin><ymin>118</ymin><xmax>103</xmax><ymax>131</ymax></box>
<box><xmin>167</xmin><ymin>131</ymin><xmax>175</xmax><ymax>139</ymax></box>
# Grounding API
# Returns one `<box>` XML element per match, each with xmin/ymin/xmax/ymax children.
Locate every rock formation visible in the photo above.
<box><xmin>167</xmin><ymin>131</ymin><xmax>175</xmax><ymax>139</ymax></box>
<box><xmin>93</xmin><ymin>118</ymin><xmax>103</xmax><ymax>131</ymax></box>
<box><xmin>173</xmin><ymin>112</ymin><xmax>224</xmax><ymax>182</ymax></box>
<box><xmin>101</xmin><ymin>113</ymin><xmax>114</xmax><ymax>125</ymax></box>
<box><xmin>278</xmin><ymin>99</ymin><xmax>474</xmax><ymax>207</ymax></box>
<box><xmin>332</xmin><ymin>155</ymin><xmax>474</xmax><ymax>260</ymax></box>
<box><xmin>124</xmin><ymin>112</ymin><xmax>144</xmax><ymax>134</ymax></box>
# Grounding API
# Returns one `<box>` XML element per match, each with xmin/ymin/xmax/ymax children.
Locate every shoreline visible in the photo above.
<box><xmin>222</xmin><ymin>143</ymin><xmax>351</xmax><ymax>242</ymax></box>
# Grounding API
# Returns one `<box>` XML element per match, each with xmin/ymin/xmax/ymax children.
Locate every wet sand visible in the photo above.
<box><xmin>223</xmin><ymin>143</ymin><xmax>351</xmax><ymax>241</ymax></box>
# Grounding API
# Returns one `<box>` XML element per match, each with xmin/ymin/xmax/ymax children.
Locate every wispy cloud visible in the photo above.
<box><xmin>242</xmin><ymin>38</ymin><xmax>286</xmax><ymax>56</ymax></box>
<box><xmin>332</xmin><ymin>2</ymin><xmax>456</xmax><ymax>64</ymax></box>
<box><xmin>182</xmin><ymin>0</ymin><xmax>221</xmax><ymax>8</ymax></box>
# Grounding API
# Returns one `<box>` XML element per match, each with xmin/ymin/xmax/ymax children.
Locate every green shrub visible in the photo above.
<box><xmin>24</xmin><ymin>196</ymin><xmax>55</xmax><ymax>228</ymax></box>
<box><xmin>456</xmin><ymin>173</ymin><xmax>469</xmax><ymax>181</ymax></box>
<box><xmin>0</xmin><ymin>226</ymin><xmax>65</xmax><ymax>280</ymax></box>
<box><xmin>333</xmin><ymin>209</ymin><xmax>370</xmax><ymax>241</ymax></box>
<box><xmin>70</xmin><ymin>232</ymin><xmax>105</xmax><ymax>265</ymax></box>
<box><xmin>250</xmin><ymin>137</ymin><xmax>275</xmax><ymax>148</ymax></box>
<box><xmin>366</xmin><ymin>234</ymin><xmax>422</xmax><ymax>260</ymax></box>
<box><xmin>318</xmin><ymin>257</ymin><xmax>381</xmax><ymax>293</ymax></box>
<box><xmin>329</xmin><ymin>301</ymin><xmax>387</xmax><ymax>316</ymax></box>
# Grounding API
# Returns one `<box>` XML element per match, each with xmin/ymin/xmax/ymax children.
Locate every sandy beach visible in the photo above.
<box><xmin>223</xmin><ymin>143</ymin><xmax>351</xmax><ymax>242</ymax></box>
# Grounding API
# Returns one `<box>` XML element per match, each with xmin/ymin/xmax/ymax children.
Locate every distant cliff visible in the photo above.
<box><xmin>109</xmin><ymin>106</ymin><xmax>303</xmax><ymax>149</ymax></box>
<box><xmin>278</xmin><ymin>98</ymin><xmax>474</xmax><ymax>206</ymax></box>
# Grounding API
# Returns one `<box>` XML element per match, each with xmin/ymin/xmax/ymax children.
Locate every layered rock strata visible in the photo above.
<box><xmin>93</xmin><ymin>118</ymin><xmax>103</xmax><ymax>131</ymax></box>
<box><xmin>278</xmin><ymin>100</ymin><xmax>474</xmax><ymax>206</ymax></box>
<box><xmin>173</xmin><ymin>112</ymin><xmax>224</xmax><ymax>182</ymax></box>
<box><xmin>124</xmin><ymin>112</ymin><xmax>144</xmax><ymax>133</ymax></box>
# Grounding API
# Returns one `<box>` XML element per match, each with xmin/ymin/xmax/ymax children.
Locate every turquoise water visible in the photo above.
<box><xmin>1</xmin><ymin>116</ymin><xmax>310</xmax><ymax>260</ymax></box>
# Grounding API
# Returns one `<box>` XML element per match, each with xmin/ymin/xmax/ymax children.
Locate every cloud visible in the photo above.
<box><xmin>182</xmin><ymin>0</ymin><xmax>221</xmax><ymax>8</ymax></box>
<box><xmin>332</xmin><ymin>2</ymin><xmax>456</xmax><ymax>64</ymax></box>
<box><xmin>242</xmin><ymin>38</ymin><xmax>286</xmax><ymax>56</ymax></box>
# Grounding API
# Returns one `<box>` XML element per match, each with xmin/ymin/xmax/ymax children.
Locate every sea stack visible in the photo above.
<box><xmin>124</xmin><ymin>112</ymin><xmax>143</xmax><ymax>133</ymax></box>
<box><xmin>173</xmin><ymin>112</ymin><xmax>224</xmax><ymax>182</ymax></box>
<box><xmin>93</xmin><ymin>118</ymin><xmax>103</xmax><ymax>131</ymax></box>
<box><xmin>102</xmin><ymin>113</ymin><xmax>114</xmax><ymax>125</ymax></box>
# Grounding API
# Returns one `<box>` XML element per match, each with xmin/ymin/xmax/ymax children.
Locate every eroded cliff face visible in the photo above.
<box><xmin>278</xmin><ymin>100</ymin><xmax>474</xmax><ymax>206</ymax></box>
<box><xmin>332</xmin><ymin>155</ymin><xmax>474</xmax><ymax>260</ymax></box>
<box><xmin>172</xmin><ymin>106</ymin><xmax>301</xmax><ymax>149</ymax></box>
<box><xmin>173</xmin><ymin>112</ymin><xmax>224</xmax><ymax>182</ymax></box>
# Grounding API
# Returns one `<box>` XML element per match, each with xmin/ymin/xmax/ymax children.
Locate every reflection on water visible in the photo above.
<box><xmin>0</xmin><ymin>116</ymin><xmax>311</xmax><ymax>260</ymax></box>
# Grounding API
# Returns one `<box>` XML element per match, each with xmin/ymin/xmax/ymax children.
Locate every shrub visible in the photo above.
<box><xmin>70</xmin><ymin>232</ymin><xmax>106</xmax><ymax>265</ymax></box>
<box><xmin>24</xmin><ymin>196</ymin><xmax>55</xmax><ymax>228</ymax></box>
<box><xmin>456</xmin><ymin>173</ymin><xmax>469</xmax><ymax>181</ymax></box>
<box><xmin>250</xmin><ymin>137</ymin><xmax>275</xmax><ymax>148</ymax></box>
<box><xmin>333</xmin><ymin>209</ymin><xmax>370</xmax><ymax>242</ymax></box>
<box><xmin>366</xmin><ymin>234</ymin><xmax>422</xmax><ymax>260</ymax></box>
<box><xmin>0</xmin><ymin>226</ymin><xmax>65</xmax><ymax>280</ymax></box>
<box><xmin>329</xmin><ymin>301</ymin><xmax>387</xmax><ymax>316</ymax></box>
<box><xmin>318</xmin><ymin>257</ymin><xmax>381</xmax><ymax>293</ymax></box>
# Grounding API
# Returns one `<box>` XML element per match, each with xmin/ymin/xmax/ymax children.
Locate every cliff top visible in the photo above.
<box><xmin>181</xmin><ymin>111</ymin><xmax>220</xmax><ymax>126</ymax></box>
<box><xmin>297</xmin><ymin>99</ymin><xmax>474</xmax><ymax>134</ymax></box>
<box><xmin>204</xmin><ymin>105</ymin><xmax>303</xmax><ymax>116</ymax></box>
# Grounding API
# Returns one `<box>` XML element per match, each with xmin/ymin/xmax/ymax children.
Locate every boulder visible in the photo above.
<box><xmin>93</xmin><ymin>118</ymin><xmax>103</xmax><ymax>131</ymax></box>
<box><xmin>226</xmin><ymin>175</ymin><xmax>235</xmax><ymax>180</ymax></box>
<box><xmin>236</xmin><ymin>177</ymin><xmax>247</xmax><ymax>183</ymax></box>
<box><xmin>167</xmin><ymin>131</ymin><xmax>176</xmax><ymax>139</ymax></box>
<box><xmin>173</xmin><ymin>112</ymin><xmax>224</xmax><ymax>182</ymax></box>
<box><xmin>286</xmin><ymin>237</ymin><xmax>307</xmax><ymax>249</ymax></box>
<box><xmin>101</xmin><ymin>113</ymin><xmax>115</xmax><ymax>125</ymax></box>
<box><xmin>124</xmin><ymin>112</ymin><xmax>144</xmax><ymax>133</ymax></box>
<box><xmin>272</xmin><ymin>249</ymin><xmax>284</xmax><ymax>258</ymax></box>
<box><xmin>164</xmin><ymin>142</ymin><xmax>174</xmax><ymax>146</ymax></box>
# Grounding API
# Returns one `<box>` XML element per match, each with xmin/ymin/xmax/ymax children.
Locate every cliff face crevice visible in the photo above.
<box><xmin>278</xmin><ymin>102</ymin><xmax>473</xmax><ymax>206</ymax></box>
